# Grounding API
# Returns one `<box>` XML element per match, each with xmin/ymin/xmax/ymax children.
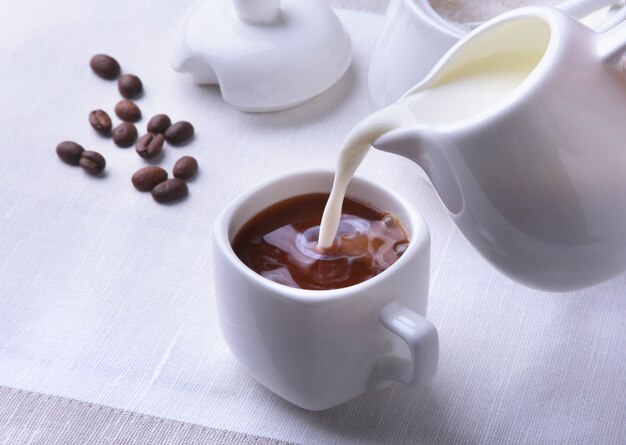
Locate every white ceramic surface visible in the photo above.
<box><xmin>170</xmin><ymin>0</ymin><xmax>352</xmax><ymax>112</ymax></box>
<box><xmin>373</xmin><ymin>6</ymin><xmax>626</xmax><ymax>291</ymax></box>
<box><xmin>213</xmin><ymin>169</ymin><xmax>438</xmax><ymax>410</ymax></box>
<box><xmin>368</xmin><ymin>0</ymin><xmax>626</xmax><ymax>109</ymax></box>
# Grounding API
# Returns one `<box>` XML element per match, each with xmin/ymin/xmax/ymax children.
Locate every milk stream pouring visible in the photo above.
<box><xmin>317</xmin><ymin>53</ymin><xmax>541</xmax><ymax>248</ymax></box>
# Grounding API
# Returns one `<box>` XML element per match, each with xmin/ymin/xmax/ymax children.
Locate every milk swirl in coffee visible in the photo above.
<box><xmin>233</xmin><ymin>194</ymin><xmax>409</xmax><ymax>290</ymax></box>
<box><xmin>317</xmin><ymin>50</ymin><xmax>541</xmax><ymax>248</ymax></box>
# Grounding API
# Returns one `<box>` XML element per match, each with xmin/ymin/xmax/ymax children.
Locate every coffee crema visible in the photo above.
<box><xmin>232</xmin><ymin>193</ymin><xmax>409</xmax><ymax>290</ymax></box>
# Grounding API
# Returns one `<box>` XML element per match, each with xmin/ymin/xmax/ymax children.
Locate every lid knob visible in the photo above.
<box><xmin>233</xmin><ymin>0</ymin><xmax>281</xmax><ymax>25</ymax></box>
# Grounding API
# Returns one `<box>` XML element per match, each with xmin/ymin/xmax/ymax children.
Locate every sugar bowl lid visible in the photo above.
<box><xmin>170</xmin><ymin>0</ymin><xmax>353</xmax><ymax>112</ymax></box>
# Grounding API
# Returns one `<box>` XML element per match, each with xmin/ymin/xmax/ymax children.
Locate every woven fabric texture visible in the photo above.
<box><xmin>0</xmin><ymin>386</ymin><xmax>294</xmax><ymax>445</ymax></box>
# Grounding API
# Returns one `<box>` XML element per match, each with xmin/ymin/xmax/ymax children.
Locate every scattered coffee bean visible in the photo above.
<box><xmin>147</xmin><ymin>114</ymin><xmax>171</xmax><ymax>134</ymax></box>
<box><xmin>118</xmin><ymin>74</ymin><xmax>143</xmax><ymax>99</ymax></box>
<box><xmin>164</xmin><ymin>121</ymin><xmax>194</xmax><ymax>145</ymax></box>
<box><xmin>112</xmin><ymin>122</ymin><xmax>138</xmax><ymax>147</ymax></box>
<box><xmin>173</xmin><ymin>156</ymin><xmax>198</xmax><ymax>180</ymax></box>
<box><xmin>114</xmin><ymin>99</ymin><xmax>141</xmax><ymax>122</ymax></box>
<box><xmin>56</xmin><ymin>141</ymin><xmax>85</xmax><ymax>166</ymax></box>
<box><xmin>132</xmin><ymin>166</ymin><xmax>168</xmax><ymax>192</ymax></box>
<box><xmin>61</xmin><ymin>60</ymin><xmax>201</xmax><ymax>201</ymax></box>
<box><xmin>135</xmin><ymin>133</ymin><xmax>164</xmax><ymax>159</ymax></box>
<box><xmin>90</xmin><ymin>54</ymin><xmax>120</xmax><ymax>80</ymax></box>
<box><xmin>151</xmin><ymin>178</ymin><xmax>188</xmax><ymax>203</ymax></box>
<box><xmin>89</xmin><ymin>110</ymin><xmax>112</xmax><ymax>135</ymax></box>
<box><xmin>393</xmin><ymin>241</ymin><xmax>409</xmax><ymax>257</ymax></box>
<box><xmin>79</xmin><ymin>151</ymin><xmax>106</xmax><ymax>175</ymax></box>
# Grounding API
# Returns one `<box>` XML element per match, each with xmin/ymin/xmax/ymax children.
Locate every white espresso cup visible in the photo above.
<box><xmin>213</xmin><ymin>169</ymin><xmax>439</xmax><ymax>410</ymax></box>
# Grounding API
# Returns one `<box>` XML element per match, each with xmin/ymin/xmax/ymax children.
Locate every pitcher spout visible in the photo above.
<box><xmin>373</xmin><ymin>126</ymin><xmax>433</xmax><ymax>161</ymax></box>
<box><xmin>373</xmin><ymin>127</ymin><xmax>463</xmax><ymax>214</ymax></box>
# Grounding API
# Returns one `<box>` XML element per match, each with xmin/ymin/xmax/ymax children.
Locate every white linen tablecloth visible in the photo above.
<box><xmin>0</xmin><ymin>0</ymin><xmax>624</xmax><ymax>444</ymax></box>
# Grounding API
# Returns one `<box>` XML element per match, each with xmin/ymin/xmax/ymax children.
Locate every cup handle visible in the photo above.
<box><xmin>377</xmin><ymin>302</ymin><xmax>439</xmax><ymax>386</ymax></box>
<box><xmin>598</xmin><ymin>17</ymin><xmax>626</xmax><ymax>63</ymax></box>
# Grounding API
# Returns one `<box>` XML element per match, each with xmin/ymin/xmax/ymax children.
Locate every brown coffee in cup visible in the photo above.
<box><xmin>232</xmin><ymin>193</ymin><xmax>410</xmax><ymax>290</ymax></box>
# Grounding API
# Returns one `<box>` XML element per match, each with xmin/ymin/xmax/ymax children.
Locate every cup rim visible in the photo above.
<box><xmin>214</xmin><ymin>168</ymin><xmax>429</xmax><ymax>304</ymax></box>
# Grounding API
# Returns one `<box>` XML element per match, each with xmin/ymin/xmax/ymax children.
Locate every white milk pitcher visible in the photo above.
<box><xmin>369</xmin><ymin>0</ymin><xmax>626</xmax><ymax>109</ymax></box>
<box><xmin>369</xmin><ymin>6</ymin><xmax>626</xmax><ymax>291</ymax></box>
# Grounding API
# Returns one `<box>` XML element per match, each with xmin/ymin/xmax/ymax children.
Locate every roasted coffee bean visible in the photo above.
<box><xmin>89</xmin><ymin>110</ymin><xmax>112</xmax><ymax>135</ymax></box>
<box><xmin>164</xmin><ymin>121</ymin><xmax>194</xmax><ymax>145</ymax></box>
<box><xmin>173</xmin><ymin>156</ymin><xmax>198</xmax><ymax>180</ymax></box>
<box><xmin>151</xmin><ymin>178</ymin><xmax>188</xmax><ymax>203</ymax></box>
<box><xmin>135</xmin><ymin>133</ymin><xmax>164</xmax><ymax>159</ymax></box>
<box><xmin>118</xmin><ymin>74</ymin><xmax>143</xmax><ymax>99</ymax></box>
<box><xmin>79</xmin><ymin>151</ymin><xmax>106</xmax><ymax>175</ymax></box>
<box><xmin>90</xmin><ymin>54</ymin><xmax>120</xmax><ymax>80</ymax></box>
<box><xmin>56</xmin><ymin>141</ymin><xmax>84</xmax><ymax>166</ymax></box>
<box><xmin>147</xmin><ymin>114</ymin><xmax>171</xmax><ymax>134</ymax></box>
<box><xmin>112</xmin><ymin>122</ymin><xmax>138</xmax><ymax>147</ymax></box>
<box><xmin>131</xmin><ymin>166</ymin><xmax>168</xmax><ymax>192</ymax></box>
<box><xmin>114</xmin><ymin>99</ymin><xmax>141</xmax><ymax>122</ymax></box>
<box><xmin>393</xmin><ymin>241</ymin><xmax>409</xmax><ymax>257</ymax></box>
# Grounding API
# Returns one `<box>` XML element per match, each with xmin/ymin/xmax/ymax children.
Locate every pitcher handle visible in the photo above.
<box><xmin>377</xmin><ymin>302</ymin><xmax>439</xmax><ymax>386</ymax></box>
<box><xmin>598</xmin><ymin>17</ymin><xmax>626</xmax><ymax>63</ymax></box>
